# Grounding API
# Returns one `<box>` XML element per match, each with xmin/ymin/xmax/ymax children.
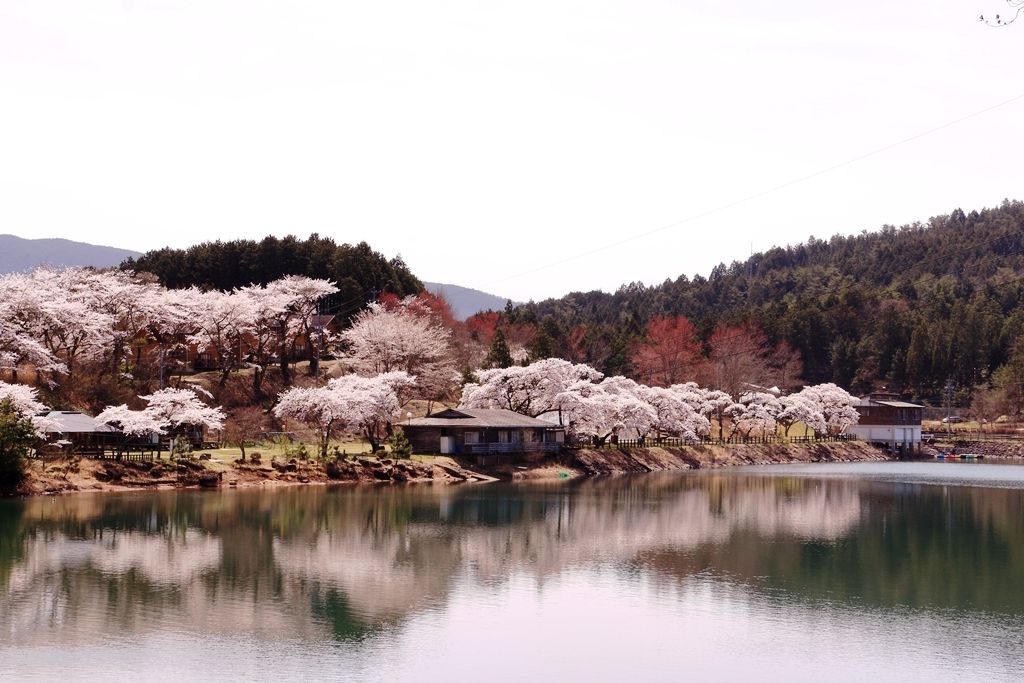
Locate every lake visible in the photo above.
<box><xmin>2</xmin><ymin>462</ymin><xmax>1024</xmax><ymax>682</ymax></box>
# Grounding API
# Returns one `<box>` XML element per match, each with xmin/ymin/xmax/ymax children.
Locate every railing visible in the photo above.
<box><xmin>464</xmin><ymin>442</ymin><xmax>561</xmax><ymax>454</ymax></box>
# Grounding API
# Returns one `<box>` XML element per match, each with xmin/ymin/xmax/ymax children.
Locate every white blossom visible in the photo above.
<box><xmin>461</xmin><ymin>358</ymin><xmax>603</xmax><ymax>418</ymax></box>
<box><xmin>341</xmin><ymin>297</ymin><xmax>454</xmax><ymax>403</ymax></box>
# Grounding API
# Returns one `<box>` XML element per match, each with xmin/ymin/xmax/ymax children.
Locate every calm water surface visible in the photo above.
<box><xmin>2</xmin><ymin>462</ymin><xmax>1024</xmax><ymax>682</ymax></box>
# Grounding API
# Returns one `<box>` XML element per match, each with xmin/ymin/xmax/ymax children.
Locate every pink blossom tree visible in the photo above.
<box><xmin>147</xmin><ymin>287</ymin><xmax>204</xmax><ymax>388</ymax></box>
<box><xmin>701</xmin><ymin>389</ymin><xmax>743</xmax><ymax>441</ymax></box>
<box><xmin>461</xmin><ymin>358</ymin><xmax>603</xmax><ymax>420</ymax></box>
<box><xmin>273</xmin><ymin>386</ymin><xmax>351</xmax><ymax>458</ymax></box>
<box><xmin>733</xmin><ymin>391</ymin><xmax>783</xmax><ymax>438</ymax></box>
<box><xmin>777</xmin><ymin>394</ymin><xmax>827</xmax><ymax>437</ymax></box>
<box><xmin>328</xmin><ymin>371</ymin><xmax>416</xmax><ymax>453</ymax></box>
<box><xmin>341</xmin><ymin>297</ymin><xmax>455</xmax><ymax>408</ymax></box>
<box><xmin>796</xmin><ymin>384</ymin><xmax>859</xmax><ymax>435</ymax></box>
<box><xmin>97</xmin><ymin>387</ymin><xmax>225</xmax><ymax>454</ymax></box>
<box><xmin>274</xmin><ymin>372</ymin><xmax>414</xmax><ymax>456</ymax></box>
<box><xmin>188</xmin><ymin>290</ymin><xmax>257</xmax><ymax>387</ymax></box>
<box><xmin>264</xmin><ymin>276</ymin><xmax>339</xmax><ymax>383</ymax></box>
<box><xmin>0</xmin><ymin>272</ymin><xmax>68</xmax><ymax>380</ymax></box>
<box><xmin>0</xmin><ymin>380</ymin><xmax>55</xmax><ymax>435</ymax></box>
<box><xmin>641</xmin><ymin>385</ymin><xmax>709</xmax><ymax>442</ymax></box>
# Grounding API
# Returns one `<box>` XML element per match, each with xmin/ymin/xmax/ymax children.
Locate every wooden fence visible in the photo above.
<box><xmin>568</xmin><ymin>434</ymin><xmax>858</xmax><ymax>450</ymax></box>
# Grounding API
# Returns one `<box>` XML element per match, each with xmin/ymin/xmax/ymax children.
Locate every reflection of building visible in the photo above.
<box><xmin>849</xmin><ymin>393</ymin><xmax>923</xmax><ymax>455</ymax></box>
<box><xmin>403</xmin><ymin>408</ymin><xmax>564</xmax><ymax>464</ymax></box>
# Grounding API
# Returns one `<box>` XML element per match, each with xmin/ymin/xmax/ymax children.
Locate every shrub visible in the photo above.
<box><xmin>0</xmin><ymin>398</ymin><xmax>36</xmax><ymax>490</ymax></box>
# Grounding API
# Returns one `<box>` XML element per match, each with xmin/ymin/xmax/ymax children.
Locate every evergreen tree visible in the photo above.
<box><xmin>485</xmin><ymin>329</ymin><xmax>514</xmax><ymax>368</ymax></box>
<box><xmin>389</xmin><ymin>428</ymin><xmax>413</xmax><ymax>458</ymax></box>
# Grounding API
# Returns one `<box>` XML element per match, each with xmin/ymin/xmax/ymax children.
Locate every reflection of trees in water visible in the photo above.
<box><xmin>1</xmin><ymin>476</ymin><xmax>1022</xmax><ymax>644</ymax></box>
<box><xmin>637</xmin><ymin>481</ymin><xmax>1024</xmax><ymax>614</ymax></box>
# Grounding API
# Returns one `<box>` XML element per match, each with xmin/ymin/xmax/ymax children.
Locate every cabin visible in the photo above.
<box><xmin>40</xmin><ymin>411</ymin><xmax>125</xmax><ymax>454</ymax></box>
<box><xmin>848</xmin><ymin>393</ymin><xmax>924</xmax><ymax>456</ymax></box>
<box><xmin>402</xmin><ymin>408</ymin><xmax>564</xmax><ymax>465</ymax></box>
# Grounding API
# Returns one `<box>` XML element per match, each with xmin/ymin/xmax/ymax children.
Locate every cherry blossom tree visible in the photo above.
<box><xmin>0</xmin><ymin>380</ymin><xmax>55</xmax><ymax>435</ymax></box>
<box><xmin>148</xmin><ymin>287</ymin><xmax>204</xmax><ymax>388</ymax></box>
<box><xmin>461</xmin><ymin>358</ymin><xmax>603</xmax><ymax>420</ymax></box>
<box><xmin>733</xmin><ymin>391</ymin><xmax>783</xmax><ymax>438</ymax></box>
<box><xmin>237</xmin><ymin>284</ymin><xmax>291</xmax><ymax>396</ymax></box>
<box><xmin>274</xmin><ymin>372</ymin><xmax>415</xmax><ymax>456</ymax></box>
<box><xmin>795</xmin><ymin>384</ymin><xmax>859</xmax><ymax>435</ymax></box>
<box><xmin>28</xmin><ymin>269</ymin><xmax>115</xmax><ymax>384</ymax></box>
<box><xmin>273</xmin><ymin>386</ymin><xmax>351</xmax><ymax>458</ymax></box>
<box><xmin>701</xmin><ymin>389</ymin><xmax>743</xmax><ymax>441</ymax></box>
<box><xmin>555</xmin><ymin>377</ymin><xmax>657</xmax><ymax>445</ymax></box>
<box><xmin>188</xmin><ymin>290</ymin><xmax>257</xmax><ymax>387</ymax></box>
<box><xmin>97</xmin><ymin>387</ymin><xmax>225</xmax><ymax>454</ymax></box>
<box><xmin>776</xmin><ymin>394</ymin><xmax>827</xmax><ymax>437</ymax></box>
<box><xmin>328</xmin><ymin>371</ymin><xmax>416</xmax><ymax>452</ymax></box>
<box><xmin>341</xmin><ymin>297</ymin><xmax>455</xmax><ymax>407</ymax></box>
<box><xmin>0</xmin><ymin>272</ymin><xmax>68</xmax><ymax>380</ymax></box>
<box><xmin>637</xmin><ymin>384</ymin><xmax>709</xmax><ymax>442</ymax></box>
<box><xmin>264</xmin><ymin>276</ymin><xmax>339</xmax><ymax>383</ymax></box>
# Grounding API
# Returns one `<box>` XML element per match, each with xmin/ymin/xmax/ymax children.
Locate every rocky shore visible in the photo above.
<box><xmin>17</xmin><ymin>441</ymin><xmax>891</xmax><ymax>495</ymax></box>
<box><xmin>17</xmin><ymin>453</ymin><xmax>492</xmax><ymax>496</ymax></box>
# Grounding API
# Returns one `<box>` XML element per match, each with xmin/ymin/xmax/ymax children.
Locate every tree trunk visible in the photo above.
<box><xmin>306</xmin><ymin>330</ymin><xmax>318</xmax><ymax>377</ymax></box>
<box><xmin>252</xmin><ymin>366</ymin><xmax>263</xmax><ymax>398</ymax></box>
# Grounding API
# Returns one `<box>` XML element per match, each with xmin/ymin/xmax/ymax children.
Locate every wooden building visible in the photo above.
<box><xmin>41</xmin><ymin>411</ymin><xmax>126</xmax><ymax>455</ymax></box>
<box><xmin>403</xmin><ymin>408</ymin><xmax>564</xmax><ymax>465</ymax></box>
<box><xmin>849</xmin><ymin>394</ymin><xmax>924</xmax><ymax>456</ymax></box>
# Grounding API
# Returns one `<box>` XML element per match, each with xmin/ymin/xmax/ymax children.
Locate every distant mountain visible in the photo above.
<box><xmin>424</xmin><ymin>281</ymin><xmax>515</xmax><ymax>320</ymax></box>
<box><xmin>0</xmin><ymin>233</ymin><xmax>515</xmax><ymax>321</ymax></box>
<box><xmin>0</xmin><ymin>234</ymin><xmax>141</xmax><ymax>274</ymax></box>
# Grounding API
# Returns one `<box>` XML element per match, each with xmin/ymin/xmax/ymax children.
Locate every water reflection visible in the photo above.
<box><xmin>2</xmin><ymin>470</ymin><xmax>1023</xmax><ymax>654</ymax></box>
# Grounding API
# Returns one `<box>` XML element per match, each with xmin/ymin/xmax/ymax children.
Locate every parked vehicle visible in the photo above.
<box><xmin>941</xmin><ymin>416</ymin><xmax>966</xmax><ymax>424</ymax></box>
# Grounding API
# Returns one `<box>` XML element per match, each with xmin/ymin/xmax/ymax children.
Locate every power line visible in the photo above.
<box><xmin>486</xmin><ymin>92</ymin><xmax>1024</xmax><ymax>288</ymax></box>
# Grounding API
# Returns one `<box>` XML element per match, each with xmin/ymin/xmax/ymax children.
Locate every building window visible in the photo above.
<box><xmin>464</xmin><ymin>432</ymin><xmax>480</xmax><ymax>444</ymax></box>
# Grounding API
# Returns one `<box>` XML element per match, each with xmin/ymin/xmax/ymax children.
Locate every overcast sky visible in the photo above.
<box><xmin>1</xmin><ymin>1</ymin><xmax>1021</xmax><ymax>301</ymax></box>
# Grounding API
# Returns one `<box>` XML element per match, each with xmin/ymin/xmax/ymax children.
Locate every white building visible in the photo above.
<box><xmin>848</xmin><ymin>395</ymin><xmax>923</xmax><ymax>456</ymax></box>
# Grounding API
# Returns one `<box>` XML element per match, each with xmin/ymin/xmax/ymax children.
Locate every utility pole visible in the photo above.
<box><xmin>944</xmin><ymin>378</ymin><xmax>955</xmax><ymax>437</ymax></box>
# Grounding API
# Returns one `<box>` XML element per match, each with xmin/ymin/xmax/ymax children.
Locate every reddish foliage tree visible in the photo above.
<box><xmin>698</xmin><ymin>321</ymin><xmax>803</xmax><ymax>394</ymax></box>
<box><xmin>564</xmin><ymin>325</ymin><xmax>589</xmax><ymax>363</ymax></box>
<box><xmin>465</xmin><ymin>311</ymin><xmax>500</xmax><ymax>346</ymax></box>
<box><xmin>631</xmin><ymin>316</ymin><xmax>701</xmax><ymax>387</ymax></box>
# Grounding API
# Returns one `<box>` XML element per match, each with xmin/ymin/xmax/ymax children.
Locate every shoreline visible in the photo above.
<box><xmin>14</xmin><ymin>440</ymin><xmax>1024</xmax><ymax>497</ymax></box>
<box><xmin>9</xmin><ymin>440</ymin><xmax>910</xmax><ymax>497</ymax></box>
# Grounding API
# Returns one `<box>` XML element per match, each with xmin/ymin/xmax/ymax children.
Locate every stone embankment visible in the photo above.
<box><xmin>569</xmin><ymin>441</ymin><xmax>889</xmax><ymax>476</ymax></box>
<box><xmin>938</xmin><ymin>440</ymin><xmax>1024</xmax><ymax>459</ymax></box>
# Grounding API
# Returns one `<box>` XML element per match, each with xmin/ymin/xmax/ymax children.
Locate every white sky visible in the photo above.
<box><xmin>1</xmin><ymin>0</ymin><xmax>1022</xmax><ymax>302</ymax></box>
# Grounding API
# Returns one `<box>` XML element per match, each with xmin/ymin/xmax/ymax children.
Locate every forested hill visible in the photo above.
<box><xmin>506</xmin><ymin>201</ymin><xmax>1024</xmax><ymax>401</ymax></box>
<box><xmin>122</xmin><ymin>234</ymin><xmax>423</xmax><ymax>318</ymax></box>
